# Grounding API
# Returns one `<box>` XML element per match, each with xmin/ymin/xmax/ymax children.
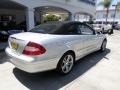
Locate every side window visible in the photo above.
<box><xmin>65</xmin><ymin>24</ymin><xmax>77</xmax><ymax>35</ymax></box>
<box><xmin>78</xmin><ymin>24</ymin><xmax>94</xmax><ymax>35</ymax></box>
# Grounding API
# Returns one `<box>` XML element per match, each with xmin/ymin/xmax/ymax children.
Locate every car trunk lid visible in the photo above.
<box><xmin>8</xmin><ymin>32</ymin><xmax>52</xmax><ymax>54</ymax></box>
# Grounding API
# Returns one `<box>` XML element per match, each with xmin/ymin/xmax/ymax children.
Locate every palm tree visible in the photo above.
<box><xmin>112</xmin><ymin>2</ymin><xmax>120</xmax><ymax>24</ymax></box>
<box><xmin>116</xmin><ymin>2</ymin><xmax>120</xmax><ymax>10</ymax></box>
<box><xmin>99</xmin><ymin>0</ymin><xmax>112</xmax><ymax>24</ymax></box>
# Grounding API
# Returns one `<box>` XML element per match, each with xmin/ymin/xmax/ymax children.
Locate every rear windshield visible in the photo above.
<box><xmin>29</xmin><ymin>23</ymin><xmax>61</xmax><ymax>34</ymax></box>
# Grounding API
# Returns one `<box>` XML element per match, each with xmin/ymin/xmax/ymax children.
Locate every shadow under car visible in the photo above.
<box><xmin>13</xmin><ymin>49</ymin><xmax>111</xmax><ymax>90</ymax></box>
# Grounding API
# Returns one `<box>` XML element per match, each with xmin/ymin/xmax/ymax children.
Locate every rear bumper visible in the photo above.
<box><xmin>5</xmin><ymin>47</ymin><xmax>59</xmax><ymax>73</ymax></box>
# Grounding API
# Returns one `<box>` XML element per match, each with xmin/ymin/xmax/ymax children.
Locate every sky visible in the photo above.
<box><xmin>96</xmin><ymin>0</ymin><xmax>120</xmax><ymax>10</ymax></box>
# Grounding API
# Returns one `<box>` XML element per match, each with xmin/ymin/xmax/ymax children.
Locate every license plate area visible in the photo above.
<box><xmin>11</xmin><ymin>42</ymin><xmax>18</xmax><ymax>50</ymax></box>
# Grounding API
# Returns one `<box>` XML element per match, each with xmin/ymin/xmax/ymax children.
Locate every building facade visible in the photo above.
<box><xmin>96</xmin><ymin>9</ymin><xmax>120</xmax><ymax>24</ymax></box>
<box><xmin>95</xmin><ymin>0</ymin><xmax>120</xmax><ymax>24</ymax></box>
<box><xmin>0</xmin><ymin>0</ymin><xmax>96</xmax><ymax>31</ymax></box>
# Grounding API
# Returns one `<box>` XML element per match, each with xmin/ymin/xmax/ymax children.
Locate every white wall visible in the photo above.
<box><xmin>12</xmin><ymin>0</ymin><xmax>96</xmax><ymax>16</ymax></box>
<box><xmin>0</xmin><ymin>9</ymin><xmax>25</xmax><ymax>24</ymax></box>
<box><xmin>9</xmin><ymin>0</ymin><xmax>96</xmax><ymax>30</ymax></box>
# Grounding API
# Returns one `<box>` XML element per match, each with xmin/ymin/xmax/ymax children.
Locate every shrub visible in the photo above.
<box><xmin>43</xmin><ymin>14</ymin><xmax>61</xmax><ymax>23</ymax></box>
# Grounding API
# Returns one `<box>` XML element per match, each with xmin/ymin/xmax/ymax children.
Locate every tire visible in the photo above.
<box><xmin>57</xmin><ymin>52</ymin><xmax>75</xmax><ymax>74</ymax></box>
<box><xmin>100</xmin><ymin>40</ymin><xmax>107</xmax><ymax>52</ymax></box>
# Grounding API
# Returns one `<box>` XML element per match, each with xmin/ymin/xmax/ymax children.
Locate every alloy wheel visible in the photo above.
<box><xmin>61</xmin><ymin>54</ymin><xmax>74</xmax><ymax>74</ymax></box>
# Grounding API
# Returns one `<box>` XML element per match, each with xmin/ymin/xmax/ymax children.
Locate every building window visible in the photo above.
<box><xmin>111</xmin><ymin>13</ymin><xmax>114</xmax><ymax>18</ymax></box>
<box><xmin>78</xmin><ymin>0</ymin><xmax>96</xmax><ymax>6</ymax></box>
<box><xmin>0</xmin><ymin>15</ymin><xmax>16</xmax><ymax>28</ymax></box>
<box><xmin>96</xmin><ymin>14</ymin><xmax>100</xmax><ymax>18</ymax></box>
<box><xmin>103</xmin><ymin>14</ymin><xmax>106</xmax><ymax>18</ymax></box>
<box><xmin>0</xmin><ymin>15</ymin><xmax>15</xmax><ymax>22</ymax></box>
<box><xmin>84</xmin><ymin>15</ymin><xmax>88</xmax><ymax>18</ymax></box>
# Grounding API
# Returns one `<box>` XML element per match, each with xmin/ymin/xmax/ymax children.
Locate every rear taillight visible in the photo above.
<box><xmin>22</xmin><ymin>42</ymin><xmax>46</xmax><ymax>55</ymax></box>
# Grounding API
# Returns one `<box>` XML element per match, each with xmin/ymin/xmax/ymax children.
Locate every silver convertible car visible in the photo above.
<box><xmin>6</xmin><ymin>21</ymin><xmax>107</xmax><ymax>74</ymax></box>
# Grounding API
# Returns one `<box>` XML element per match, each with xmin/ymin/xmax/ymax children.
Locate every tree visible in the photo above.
<box><xmin>110</xmin><ymin>2</ymin><xmax>120</xmax><ymax>24</ymax></box>
<box><xmin>116</xmin><ymin>2</ymin><xmax>120</xmax><ymax>10</ymax></box>
<box><xmin>99</xmin><ymin>0</ymin><xmax>112</xmax><ymax>24</ymax></box>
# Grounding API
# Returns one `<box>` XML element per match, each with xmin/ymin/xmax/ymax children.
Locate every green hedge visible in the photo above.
<box><xmin>43</xmin><ymin>14</ymin><xmax>61</xmax><ymax>23</ymax></box>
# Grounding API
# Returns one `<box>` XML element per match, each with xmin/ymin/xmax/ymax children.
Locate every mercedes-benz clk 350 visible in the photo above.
<box><xmin>6</xmin><ymin>21</ymin><xmax>107</xmax><ymax>74</ymax></box>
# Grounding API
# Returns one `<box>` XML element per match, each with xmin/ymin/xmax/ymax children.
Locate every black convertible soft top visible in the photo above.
<box><xmin>29</xmin><ymin>21</ymin><xmax>84</xmax><ymax>34</ymax></box>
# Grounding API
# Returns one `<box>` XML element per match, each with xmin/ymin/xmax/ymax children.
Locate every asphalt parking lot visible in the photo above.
<box><xmin>0</xmin><ymin>30</ymin><xmax>120</xmax><ymax>90</ymax></box>
<box><xmin>0</xmin><ymin>42</ymin><xmax>7</xmax><ymax>51</ymax></box>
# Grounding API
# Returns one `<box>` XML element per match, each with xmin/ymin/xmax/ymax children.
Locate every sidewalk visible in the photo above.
<box><xmin>0</xmin><ymin>42</ymin><xmax>8</xmax><ymax>51</ymax></box>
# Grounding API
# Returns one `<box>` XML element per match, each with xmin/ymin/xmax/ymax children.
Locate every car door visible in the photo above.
<box><xmin>63</xmin><ymin>23</ymin><xmax>85</xmax><ymax>60</ymax></box>
<box><xmin>77</xmin><ymin>23</ymin><xmax>99</xmax><ymax>54</ymax></box>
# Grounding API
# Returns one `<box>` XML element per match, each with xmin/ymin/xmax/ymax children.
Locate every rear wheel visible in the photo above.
<box><xmin>57</xmin><ymin>53</ymin><xmax>75</xmax><ymax>74</ymax></box>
